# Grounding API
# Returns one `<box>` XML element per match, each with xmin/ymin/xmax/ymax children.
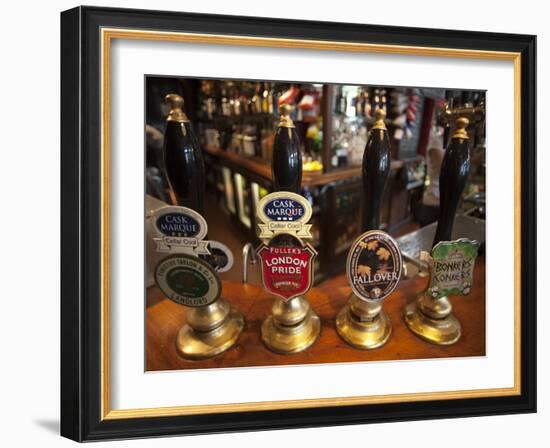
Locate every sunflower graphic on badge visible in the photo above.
<box><xmin>336</xmin><ymin>229</ymin><xmax>403</xmax><ymax>349</ymax></box>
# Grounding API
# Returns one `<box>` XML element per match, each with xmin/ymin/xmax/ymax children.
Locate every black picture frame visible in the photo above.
<box><xmin>61</xmin><ymin>5</ymin><xmax>536</xmax><ymax>442</ymax></box>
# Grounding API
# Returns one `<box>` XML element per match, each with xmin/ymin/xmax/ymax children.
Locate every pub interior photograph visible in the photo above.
<box><xmin>145</xmin><ymin>76</ymin><xmax>486</xmax><ymax>371</ymax></box>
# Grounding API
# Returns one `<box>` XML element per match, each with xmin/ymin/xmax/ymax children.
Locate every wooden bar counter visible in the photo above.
<box><xmin>146</xmin><ymin>256</ymin><xmax>485</xmax><ymax>371</ymax></box>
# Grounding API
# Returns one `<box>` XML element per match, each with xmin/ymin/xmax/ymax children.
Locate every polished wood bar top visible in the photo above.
<box><xmin>146</xmin><ymin>257</ymin><xmax>485</xmax><ymax>371</ymax></box>
<box><xmin>203</xmin><ymin>145</ymin><xmax>403</xmax><ymax>187</ymax></box>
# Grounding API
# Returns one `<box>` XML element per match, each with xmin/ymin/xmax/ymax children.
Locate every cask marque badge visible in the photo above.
<box><xmin>347</xmin><ymin>230</ymin><xmax>402</xmax><ymax>301</ymax></box>
<box><xmin>152</xmin><ymin>206</ymin><xmax>210</xmax><ymax>255</ymax></box>
<box><xmin>257</xmin><ymin>241</ymin><xmax>317</xmax><ymax>302</ymax></box>
<box><xmin>155</xmin><ymin>254</ymin><xmax>221</xmax><ymax>307</ymax></box>
<box><xmin>257</xmin><ymin>192</ymin><xmax>313</xmax><ymax>240</ymax></box>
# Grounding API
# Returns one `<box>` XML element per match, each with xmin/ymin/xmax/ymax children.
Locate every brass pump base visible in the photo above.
<box><xmin>336</xmin><ymin>294</ymin><xmax>392</xmax><ymax>350</ymax></box>
<box><xmin>404</xmin><ymin>293</ymin><xmax>461</xmax><ymax>345</ymax></box>
<box><xmin>176</xmin><ymin>298</ymin><xmax>244</xmax><ymax>360</ymax></box>
<box><xmin>261</xmin><ymin>296</ymin><xmax>320</xmax><ymax>354</ymax></box>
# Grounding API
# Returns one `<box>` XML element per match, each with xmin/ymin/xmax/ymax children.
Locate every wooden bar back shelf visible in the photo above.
<box><xmin>203</xmin><ymin>144</ymin><xmax>403</xmax><ymax>188</ymax></box>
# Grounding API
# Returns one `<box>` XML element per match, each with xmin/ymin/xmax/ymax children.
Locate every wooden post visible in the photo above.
<box><xmin>321</xmin><ymin>84</ymin><xmax>334</xmax><ymax>173</ymax></box>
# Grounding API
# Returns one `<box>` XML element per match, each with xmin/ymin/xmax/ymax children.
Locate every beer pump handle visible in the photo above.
<box><xmin>163</xmin><ymin>93</ymin><xmax>206</xmax><ymax>215</ymax></box>
<box><xmin>432</xmin><ymin>117</ymin><xmax>471</xmax><ymax>247</ymax></box>
<box><xmin>272</xmin><ymin>104</ymin><xmax>302</xmax><ymax>194</ymax></box>
<box><xmin>362</xmin><ymin>108</ymin><xmax>391</xmax><ymax>232</ymax></box>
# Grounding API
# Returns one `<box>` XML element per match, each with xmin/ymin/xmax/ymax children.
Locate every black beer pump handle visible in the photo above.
<box><xmin>272</xmin><ymin>104</ymin><xmax>302</xmax><ymax>194</ymax></box>
<box><xmin>432</xmin><ymin>117</ymin><xmax>471</xmax><ymax>247</ymax></box>
<box><xmin>362</xmin><ymin>108</ymin><xmax>391</xmax><ymax>232</ymax></box>
<box><xmin>163</xmin><ymin>93</ymin><xmax>206</xmax><ymax>215</ymax></box>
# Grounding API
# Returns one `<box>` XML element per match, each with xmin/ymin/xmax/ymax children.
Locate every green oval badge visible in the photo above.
<box><xmin>155</xmin><ymin>254</ymin><xmax>221</xmax><ymax>307</ymax></box>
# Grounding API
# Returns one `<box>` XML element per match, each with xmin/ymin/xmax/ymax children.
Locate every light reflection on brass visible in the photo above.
<box><xmin>165</xmin><ymin>93</ymin><xmax>189</xmax><ymax>122</ymax></box>
<box><xmin>261</xmin><ymin>296</ymin><xmax>320</xmax><ymax>354</ymax></box>
<box><xmin>451</xmin><ymin>117</ymin><xmax>470</xmax><ymax>140</ymax></box>
<box><xmin>371</xmin><ymin>108</ymin><xmax>387</xmax><ymax>130</ymax></box>
<box><xmin>176</xmin><ymin>300</ymin><xmax>244</xmax><ymax>360</ymax></box>
<box><xmin>278</xmin><ymin>104</ymin><xmax>296</xmax><ymax>128</ymax></box>
<box><xmin>336</xmin><ymin>294</ymin><xmax>392</xmax><ymax>349</ymax></box>
<box><xmin>404</xmin><ymin>293</ymin><xmax>461</xmax><ymax>345</ymax></box>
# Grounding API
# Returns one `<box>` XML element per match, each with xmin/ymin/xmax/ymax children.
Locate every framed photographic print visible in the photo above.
<box><xmin>60</xmin><ymin>6</ymin><xmax>536</xmax><ymax>442</ymax></box>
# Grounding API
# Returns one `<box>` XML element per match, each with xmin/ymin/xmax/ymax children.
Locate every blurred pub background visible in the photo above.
<box><xmin>145</xmin><ymin>77</ymin><xmax>486</xmax><ymax>285</ymax></box>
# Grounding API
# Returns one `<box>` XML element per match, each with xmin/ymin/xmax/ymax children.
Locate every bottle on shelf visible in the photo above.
<box><xmin>233</xmin><ymin>88</ymin><xmax>241</xmax><ymax>116</ymax></box>
<box><xmin>372</xmin><ymin>88</ymin><xmax>381</xmax><ymax>113</ymax></box>
<box><xmin>335</xmin><ymin>86</ymin><xmax>347</xmax><ymax>115</ymax></box>
<box><xmin>363</xmin><ymin>88</ymin><xmax>371</xmax><ymax>118</ymax></box>
<box><xmin>262</xmin><ymin>82</ymin><xmax>270</xmax><ymax>113</ymax></box>
<box><xmin>272</xmin><ymin>85</ymin><xmax>279</xmax><ymax>115</ymax></box>
<box><xmin>252</xmin><ymin>83</ymin><xmax>262</xmax><ymax>114</ymax></box>
<box><xmin>221</xmin><ymin>86</ymin><xmax>231</xmax><ymax>117</ymax></box>
<box><xmin>354</xmin><ymin>87</ymin><xmax>363</xmax><ymax>117</ymax></box>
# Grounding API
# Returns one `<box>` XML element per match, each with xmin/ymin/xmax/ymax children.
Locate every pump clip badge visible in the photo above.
<box><xmin>155</xmin><ymin>254</ymin><xmax>220</xmax><ymax>307</ymax></box>
<box><xmin>347</xmin><ymin>230</ymin><xmax>402</xmax><ymax>301</ymax></box>
<box><xmin>424</xmin><ymin>238</ymin><xmax>479</xmax><ymax>299</ymax></box>
<box><xmin>257</xmin><ymin>192</ymin><xmax>313</xmax><ymax>240</ymax></box>
<box><xmin>152</xmin><ymin>206</ymin><xmax>210</xmax><ymax>255</ymax></box>
<box><xmin>257</xmin><ymin>242</ymin><xmax>317</xmax><ymax>302</ymax></box>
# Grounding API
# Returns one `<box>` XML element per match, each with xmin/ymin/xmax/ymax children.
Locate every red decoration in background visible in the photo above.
<box><xmin>278</xmin><ymin>86</ymin><xmax>299</xmax><ymax>106</ymax></box>
<box><xmin>417</xmin><ymin>97</ymin><xmax>436</xmax><ymax>157</ymax></box>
